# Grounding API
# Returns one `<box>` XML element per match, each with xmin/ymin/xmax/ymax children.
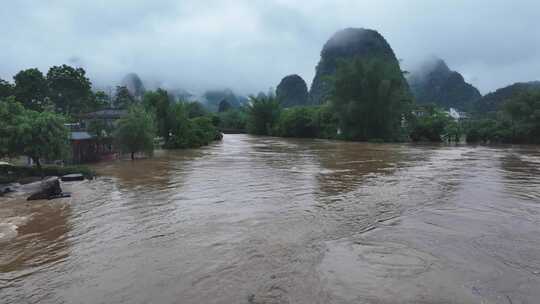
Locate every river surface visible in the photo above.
<box><xmin>1</xmin><ymin>134</ymin><xmax>540</xmax><ymax>304</ymax></box>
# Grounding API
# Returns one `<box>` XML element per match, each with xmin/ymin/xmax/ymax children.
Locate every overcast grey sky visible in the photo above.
<box><xmin>1</xmin><ymin>0</ymin><xmax>539</xmax><ymax>95</ymax></box>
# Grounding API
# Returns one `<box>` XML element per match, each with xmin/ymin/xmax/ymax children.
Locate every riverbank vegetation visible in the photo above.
<box><xmin>141</xmin><ymin>89</ymin><xmax>221</xmax><ymax>149</ymax></box>
<box><xmin>114</xmin><ymin>105</ymin><xmax>156</xmax><ymax>160</ymax></box>
<box><xmin>0</xmin><ymin>65</ymin><xmax>222</xmax><ymax>172</ymax></box>
<box><xmin>466</xmin><ymin>90</ymin><xmax>540</xmax><ymax>144</ymax></box>
<box><xmin>221</xmin><ymin>57</ymin><xmax>414</xmax><ymax>142</ymax></box>
<box><xmin>213</xmin><ymin>55</ymin><xmax>540</xmax><ymax>145</ymax></box>
<box><xmin>2</xmin><ymin>54</ymin><xmax>540</xmax><ymax>175</ymax></box>
<box><xmin>0</xmin><ymin>97</ymin><xmax>70</xmax><ymax>173</ymax></box>
<box><xmin>0</xmin><ymin>163</ymin><xmax>95</xmax><ymax>184</ymax></box>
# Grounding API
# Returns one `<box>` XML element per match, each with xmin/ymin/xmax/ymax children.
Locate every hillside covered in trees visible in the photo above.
<box><xmin>275</xmin><ymin>74</ymin><xmax>309</xmax><ymax>107</ymax></box>
<box><xmin>474</xmin><ymin>81</ymin><xmax>540</xmax><ymax>114</ymax></box>
<box><xmin>309</xmin><ymin>28</ymin><xmax>404</xmax><ymax>105</ymax></box>
<box><xmin>407</xmin><ymin>58</ymin><xmax>481</xmax><ymax>110</ymax></box>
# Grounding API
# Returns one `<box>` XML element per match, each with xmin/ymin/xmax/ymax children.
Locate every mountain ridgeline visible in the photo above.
<box><xmin>474</xmin><ymin>81</ymin><xmax>540</xmax><ymax>113</ymax></box>
<box><xmin>202</xmin><ymin>89</ymin><xmax>248</xmax><ymax>112</ymax></box>
<box><xmin>309</xmin><ymin>28</ymin><xmax>405</xmax><ymax>105</ymax></box>
<box><xmin>407</xmin><ymin>58</ymin><xmax>481</xmax><ymax>111</ymax></box>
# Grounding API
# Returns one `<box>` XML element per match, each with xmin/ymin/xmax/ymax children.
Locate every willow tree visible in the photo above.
<box><xmin>114</xmin><ymin>105</ymin><xmax>156</xmax><ymax>160</ymax></box>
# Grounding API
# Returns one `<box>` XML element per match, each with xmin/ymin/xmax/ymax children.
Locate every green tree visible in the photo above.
<box><xmin>330</xmin><ymin>57</ymin><xmax>412</xmax><ymax>141</ymax></box>
<box><xmin>501</xmin><ymin>90</ymin><xmax>540</xmax><ymax>143</ymax></box>
<box><xmin>46</xmin><ymin>65</ymin><xmax>92</xmax><ymax>114</ymax></box>
<box><xmin>443</xmin><ymin>120</ymin><xmax>462</xmax><ymax>142</ymax></box>
<box><xmin>274</xmin><ymin>106</ymin><xmax>318</xmax><ymax>138</ymax></box>
<box><xmin>1</xmin><ymin>97</ymin><xmax>69</xmax><ymax>174</ymax></box>
<box><xmin>13</xmin><ymin>68</ymin><xmax>48</xmax><ymax>111</ymax></box>
<box><xmin>409</xmin><ymin>108</ymin><xmax>453</xmax><ymax>142</ymax></box>
<box><xmin>114</xmin><ymin>86</ymin><xmax>136</xmax><ymax>109</ymax></box>
<box><xmin>465</xmin><ymin>90</ymin><xmax>540</xmax><ymax>144</ymax></box>
<box><xmin>0</xmin><ymin>78</ymin><xmax>14</xmax><ymax>99</ymax></box>
<box><xmin>218</xmin><ymin>108</ymin><xmax>247</xmax><ymax>130</ymax></box>
<box><xmin>465</xmin><ymin>118</ymin><xmax>502</xmax><ymax>143</ymax></box>
<box><xmin>88</xmin><ymin>91</ymin><xmax>111</xmax><ymax>111</ymax></box>
<box><xmin>190</xmin><ymin>116</ymin><xmax>220</xmax><ymax>146</ymax></box>
<box><xmin>114</xmin><ymin>105</ymin><xmax>156</xmax><ymax>160</ymax></box>
<box><xmin>19</xmin><ymin>111</ymin><xmax>70</xmax><ymax>173</ymax></box>
<box><xmin>246</xmin><ymin>94</ymin><xmax>281</xmax><ymax>135</ymax></box>
<box><xmin>0</xmin><ymin>97</ymin><xmax>27</xmax><ymax>157</ymax></box>
<box><xmin>165</xmin><ymin>102</ymin><xmax>192</xmax><ymax>148</ymax></box>
<box><xmin>312</xmin><ymin>104</ymin><xmax>339</xmax><ymax>139</ymax></box>
<box><xmin>142</xmin><ymin>89</ymin><xmax>172</xmax><ymax>141</ymax></box>
<box><xmin>185</xmin><ymin>101</ymin><xmax>208</xmax><ymax>118</ymax></box>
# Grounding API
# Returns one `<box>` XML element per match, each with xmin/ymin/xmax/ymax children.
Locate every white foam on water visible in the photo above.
<box><xmin>0</xmin><ymin>216</ymin><xmax>28</xmax><ymax>242</ymax></box>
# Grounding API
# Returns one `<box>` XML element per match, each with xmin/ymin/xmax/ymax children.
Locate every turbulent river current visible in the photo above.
<box><xmin>1</xmin><ymin>134</ymin><xmax>540</xmax><ymax>304</ymax></box>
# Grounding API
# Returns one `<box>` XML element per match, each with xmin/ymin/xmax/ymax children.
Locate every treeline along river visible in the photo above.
<box><xmin>1</xmin><ymin>134</ymin><xmax>540</xmax><ymax>303</ymax></box>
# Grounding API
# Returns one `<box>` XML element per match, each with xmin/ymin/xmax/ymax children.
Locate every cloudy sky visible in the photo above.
<box><xmin>1</xmin><ymin>0</ymin><xmax>539</xmax><ymax>95</ymax></box>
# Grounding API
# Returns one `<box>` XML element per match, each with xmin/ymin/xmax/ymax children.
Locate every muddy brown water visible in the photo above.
<box><xmin>1</xmin><ymin>134</ymin><xmax>540</xmax><ymax>304</ymax></box>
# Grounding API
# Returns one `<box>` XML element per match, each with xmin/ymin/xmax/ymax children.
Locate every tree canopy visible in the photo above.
<box><xmin>143</xmin><ymin>89</ymin><xmax>172</xmax><ymax>141</ymax></box>
<box><xmin>246</xmin><ymin>94</ymin><xmax>281</xmax><ymax>135</ymax></box>
<box><xmin>0</xmin><ymin>78</ymin><xmax>14</xmax><ymax>99</ymax></box>
<box><xmin>47</xmin><ymin>64</ymin><xmax>93</xmax><ymax>114</ymax></box>
<box><xmin>13</xmin><ymin>68</ymin><xmax>48</xmax><ymax>111</ymax></box>
<box><xmin>114</xmin><ymin>105</ymin><xmax>156</xmax><ymax>159</ymax></box>
<box><xmin>0</xmin><ymin>97</ymin><xmax>69</xmax><ymax>171</ymax></box>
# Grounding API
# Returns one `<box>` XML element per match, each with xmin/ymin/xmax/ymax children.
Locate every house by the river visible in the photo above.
<box><xmin>68</xmin><ymin>109</ymin><xmax>127</xmax><ymax>163</ymax></box>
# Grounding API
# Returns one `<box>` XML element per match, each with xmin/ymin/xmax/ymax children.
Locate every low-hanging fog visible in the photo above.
<box><xmin>1</xmin><ymin>0</ymin><xmax>539</xmax><ymax>95</ymax></box>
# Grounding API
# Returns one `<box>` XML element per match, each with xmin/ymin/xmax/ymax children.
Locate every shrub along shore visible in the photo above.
<box><xmin>0</xmin><ymin>164</ymin><xmax>96</xmax><ymax>185</ymax></box>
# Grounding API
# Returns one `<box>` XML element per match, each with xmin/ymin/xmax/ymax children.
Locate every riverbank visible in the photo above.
<box><xmin>0</xmin><ymin>164</ymin><xmax>95</xmax><ymax>185</ymax></box>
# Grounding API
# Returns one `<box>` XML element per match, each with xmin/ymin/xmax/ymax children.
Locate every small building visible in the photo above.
<box><xmin>446</xmin><ymin>107</ymin><xmax>471</xmax><ymax>122</ymax></box>
<box><xmin>78</xmin><ymin>109</ymin><xmax>127</xmax><ymax>130</ymax></box>
<box><xmin>412</xmin><ymin>108</ymin><xmax>428</xmax><ymax>117</ymax></box>
<box><xmin>69</xmin><ymin>131</ymin><xmax>116</xmax><ymax>164</ymax></box>
<box><xmin>67</xmin><ymin>109</ymin><xmax>127</xmax><ymax>164</ymax></box>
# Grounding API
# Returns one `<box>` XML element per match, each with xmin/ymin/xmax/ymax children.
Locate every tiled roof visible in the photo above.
<box><xmin>79</xmin><ymin>109</ymin><xmax>127</xmax><ymax>119</ymax></box>
<box><xmin>70</xmin><ymin>131</ymin><xmax>93</xmax><ymax>141</ymax></box>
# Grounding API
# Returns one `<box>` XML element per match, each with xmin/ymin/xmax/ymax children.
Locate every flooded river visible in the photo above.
<box><xmin>1</xmin><ymin>134</ymin><xmax>540</xmax><ymax>303</ymax></box>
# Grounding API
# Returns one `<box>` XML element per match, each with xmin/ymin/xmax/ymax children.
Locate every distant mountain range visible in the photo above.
<box><xmin>117</xmin><ymin>29</ymin><xmax>540</xmax><ymax>116</ymax></box>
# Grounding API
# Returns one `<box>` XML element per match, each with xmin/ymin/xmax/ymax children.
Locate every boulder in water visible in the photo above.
<box><xmin>27</xmin><ymin>177</ymin><xmax>63</xmax><ymax>201</ymax></box>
